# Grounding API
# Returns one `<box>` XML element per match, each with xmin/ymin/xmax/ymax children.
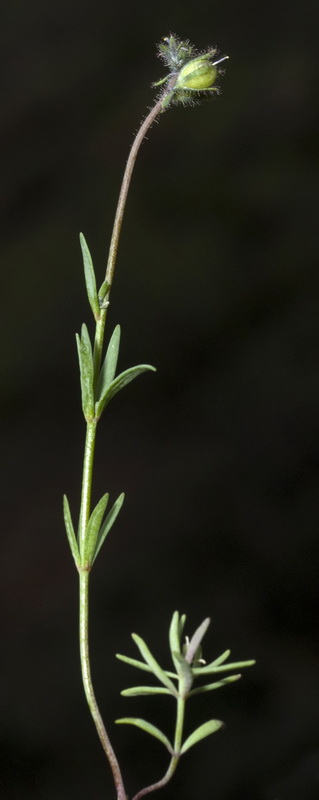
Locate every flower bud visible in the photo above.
<box><xmin>175</xmin><ymin>56</ymin><xmax>218</xmax><ymax>91</ymax></box>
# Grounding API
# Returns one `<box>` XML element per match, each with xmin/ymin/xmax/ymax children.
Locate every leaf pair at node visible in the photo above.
<box><xmin>63</xmin><ymin>491</ymin><xmax>124</xmax><ymax>570</ymax></box>
<box><xmin>77</xmin><ymin>235</ymin><xmax>156</xmax><ymax>422</ymax></box>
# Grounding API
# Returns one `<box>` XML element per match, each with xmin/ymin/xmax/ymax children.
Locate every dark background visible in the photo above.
<box><xmin>1</xmin><ymin>1</ymin><xmax>319</xmax><ymax>798</ymax></box>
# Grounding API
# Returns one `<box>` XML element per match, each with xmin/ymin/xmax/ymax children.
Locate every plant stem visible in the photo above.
<box><xmin>78</xmin><ymin>420</ymin><xmax>97</xmax><ymax>554</ymax></box>
<box><xmin>78</xmin><ymin>82</ymin><xmax>176</xmax><ymax>799</ymax></box>
<box><xmin>105</xmin><ymin>81</ymin><xmax>176</xmax><ymax>290</ymax></box>
<box><xmin>131</xmin><ymin>696</ymin><xmax>185</xmax><ymax>799</ymax></box>
<box><xmin>92</xmin><ymin>78</ymin><xmax>177</xmax><ymax>380</ymax></box>
<box><xmin>79</xmin><ymin>569</ymin><xmax>127</xmax><ymax>800</ymax></box>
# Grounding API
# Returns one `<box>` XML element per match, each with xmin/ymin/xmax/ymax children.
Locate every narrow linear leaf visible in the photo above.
<box><xmin>180</xmin><ymin>719</ymin><xmax>224</xmax><ymax>754</ymax></box>
<box><xmin>63</xmin><ymin>495</ymin><xmax>80</xmax><ymax>567</ymax></box>
<box><xmin>92</xmin><ymin>492</ymin><xmax>125</xmax><ymax>563</ymax></box>
<box><xmin>79</xmin><ymin>233</ymin><xmax>99</xmax><ymax>317</ymax></box>
<box><xmin>169</xmin><ymin>611</ymin><xmax>182</xmax><ymax>672</ymax></box>
<box><xmin>95</xmin><ymin>364</ymin><xmax>156</xmax><ymax>418</ymax></box>
<box><xmin>121</xmin><ymin>686</ymin><xmax>172</xmax><ymax>697</ymax></box>
<box><xmin>203</xmin><ymin>649</ymin><xmax>231</xmax><ymax>669</ymax></box>
<box><xmin>189</xmin><ymin>674</ymin><xmax>241</xmax><ymax>696</ymax></box>
<box><xmin>76</xmin><ymin>324</ymin><xmax>94</xmax><ymax>418</ymax></box>
<box><xmin>115</xmin><ymin>653</ymin><xmax>177</xmax><ymax>679</ymax></box>
<box><xmin>82</xmin><ymin>493</ymin><xmax>109</xmax><ymax>564</ymax></box>
<box><xmin>132</xmin><ymin>634</ymin><xmax>178</xmax><ymax>695</ymax></box>
<box><xmin>98</xmin><ymin>279</ymin><xmax>109</xmax><ymax>305</ymax></box>
<box><xmin>184</xmin><ymin>618</ymin><xmax>210</xmax><ymax>665</ymax></box>
<box><xmin>194</xmin><ymin>658</ymin><xmax>256</xmax><ymax>676</ymax></box>
<box><xmin>178</xmin><ymin>613</ymin><xmax>187</xmax><ymax>642</ymax></box>
<box><xmin>96</xmin><ymin>325</ymin><xmax>121</xmax><ymax>401</ymax></box>
<box><xmin>115</xmin><ymin>718</ymin><xmax>173</xmax><ymax>753</ymax></box>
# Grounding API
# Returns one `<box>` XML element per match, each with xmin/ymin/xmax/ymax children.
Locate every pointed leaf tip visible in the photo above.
<box><xmin>63</xmin><ymin>494</ymin><xmax>80</xmax><ymax>567</ymax></box>
<box><xmin>76</xmin><ymin>324</ymin><xmax>94</xmax><ymax>418</ymax></box>
<box><xmin>95</xmin><ymin>364</ymin><xmax>156</xmax><ymax>418</ymax></box>
<box><xmin>92</xmin><ymin>492</ymin><xmax>125</xmax><ymax>563</ymax></box>
<box><xmin>180</xmin><ymin>719</ymin><xmax>224</xmax><ymax>754</ymax></box>
<box><xmin>79</xmin><ymin>233</ymin><xmax>100</xmax><ymax>317</ymax></box>
<box><xmin>82</xmin><ymin>493</ymin><xmax>109</xmax><ymax>565</ymax></box>
<box><xmin>184</xmin><ymin>617</ymin><xmax>210</xmax><ymax>665</ymax></box>
<box><xmin>97</xmin><ymin>325</ymin><xmax>121</xmax><ymax>401</ymax></box>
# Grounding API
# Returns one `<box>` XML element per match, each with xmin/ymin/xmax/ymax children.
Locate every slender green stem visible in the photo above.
<box><xmin>78</xmin><ymin>420</ymin><xmax>97</xmax><ymax>554</ymax></box>
<box><xmin>79</xmin><ymin>569</ymin><xmax>127</xmax><ymax>800</ymax></box>
<box><xmin>131</xmin><ymin>696</ymin><xmax>185</xmax><ymax>800</ymax></box>
<box><xmin>77</xmin><ymin>84</ymin><xmax>175</xmax><ymax>799</ymax></box>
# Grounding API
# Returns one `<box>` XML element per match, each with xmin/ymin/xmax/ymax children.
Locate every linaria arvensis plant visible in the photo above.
<box><xmin>63</xmin><ymin>34</ymin><xmax>255</xmax><ymax>800</ymax></box>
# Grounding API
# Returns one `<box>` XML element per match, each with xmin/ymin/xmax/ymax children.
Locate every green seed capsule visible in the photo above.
<box><xmin>176</xmin><ymin>57</ymin><xmax>218</xmax><ymax>91</ymax></box>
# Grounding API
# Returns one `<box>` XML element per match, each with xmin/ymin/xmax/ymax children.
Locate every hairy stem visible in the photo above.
<box><xmin>105</xmin><ymin>83</ymin><xmax>175</xmax><ymax>289</ymax></box>
<box><xmin>93</xmin><ymin>79</ymin><xmax>176</xmax><ymax>379</ymax></box>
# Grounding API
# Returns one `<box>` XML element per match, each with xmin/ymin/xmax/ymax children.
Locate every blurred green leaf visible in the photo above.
<box><xmin>132</xmin><ymin>634</ymin><xmax>178</xmax><ymax>695</ymax></box>
<box><xmin>115</xmin><ymin>717</ymin><xmax>173</xmax><ymax>753</ymax></box>
<box><xmin>97</xmin><ymin>325</ymin><xmax>121</xmax><ymax>400</ymax></box>
<box><xmin>121</xmin><ymin>686</ymin><xmax>172</xmax><ymax>696</ymax></box>
<box><xmin>189</xmin><ymin>674</ymin><xmax>241</xmax><ymax>696</ymax></box>
<box><xmin>169</xmin><ymin>611</ymin><xmax>182</xmax><ymax>672</ymax></box>
<box><xmin>115</xmin><ymin>652</ymin><xmax>177</xmax><ymax>679</ymax></box>
<box><xmin>180</xmin><ymin>719</ymin><xmax>224</xmax><ymax>754</ymax></box>
<box><xmin>194</xmin><ymin>657</ymin><xmax>255</xmax><ymax>676</ymax></box>
<box><xmin>82</xmin><ymin>493</ymin><xmax>109</xmax><ymax>564</ymax></box>
<box><xmin>178</xmin><ymin>613</ymin><xmax>187</xmax><ymax>642</ymax></box>
<box><xmin>63</xmin><ymin>494</ymin><xmax>80</xmax><ymax>567</ymax></box>
<box><xmin>184</xmin><ymin>617</ymin><xmax>210</xmax><ymax>665</ymax></box>
<box><xmin>92</xmin><ymin>492</ymin><xmax>125</xmax><ymax>563</ymax></box>
<box><xmin>95</xmin><ymin>364</ymin><xmax>156</xmax><ymax>418</ymax></box>
<box><xmin>79</xmin><ymin>233</ymin><xmax>99</xmax><ymax>318</ymax></box>
<box><xmin>76</xmin><ymin>324</ymin><xmax>94</xmax><ymax>418</ymax></box>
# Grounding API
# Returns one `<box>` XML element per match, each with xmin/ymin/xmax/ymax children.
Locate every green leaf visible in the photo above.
<box><xmin>180</xmin><ymin>719</ymin><xmax>224</xmax><ymax>754</ymax></box>
<box><xmin>63</xmin><ymin>494</ymin><xmax>80</xmax><ymax>567</ymax></box>
<box><xmin>82</xmin><ymin>493</ymin><xmax>109</xmax><ymax>564</ymax></box>
<box><xmin>92</xmin><ymin>492</ymin><xmax>125</xmax><ymax>563</ymax></box>
<box><xmin>76</xmin><ymin>324</ymin><xmax>94</xmax><ymax>418</ymax></box>
<box><xmin>132</xmin><ymin>634</ymin><xmax>178</xmax><ymax>695</ymax></box>
<box><xmin>178</xmin><ymin>613</ymin><xmax>187</xmax><ymax>642</ymax></box>
<box><xmin>169</xmin><ymin>611</ymin><xmax>182</xmax><ymax>672</ymax></box>
<box><xmin>208</xmin><ymin>649</ymin><xmax>231</xmax><ymax>667</ymax></box>
<box><xmin>79</xmin><ymin>233</ymin><xmax>100</xmax><ymax>317</ymax></box>
<box><xmin>95</xmin><ymin>364</ymin><xmax>156</xmax><ymax>418</ymax></box>
<box><xmin>115</xmin><ymin>652</ymin><xmax>177</xmax><ymax>679</ymax></box>
<box><xmin>121</xmin><ymin>686</ymin><xmax>172</xmax><ymax>696</ymax></box>
<box><xmin>194</xmin><ymin>658</ymin><xmax>256</xmax><ymax>676</ymax></box>
<box><xmin>96</xmin><ymin>325</ymin><xmax>121</xmax><ymax>400</ymax></box>
<box><xmin>98</xmin><ymin>279</ymin><xmax>110</xmax><ymax>307</ymax></box>
<box><xmin>189</xmin><ymin>674</ymin><xmax>241</xmax><ymax>696</ymax></box>
<box><xmin>184</xmin><ymin>618</ymin><xmax>210</xmax><ymax>665</ymax></box>
<box><xmin>115</xmin><ymin>718</ymin><xmax>173</xmax><ymax>753</ymax></box>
